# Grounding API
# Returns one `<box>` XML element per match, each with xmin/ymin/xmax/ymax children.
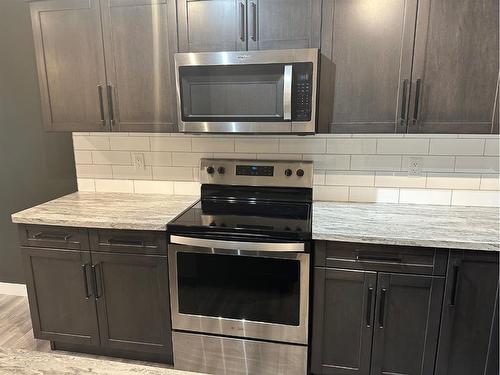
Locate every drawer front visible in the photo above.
<box><xmin>18</xmin><ymin>224</ymin><xmax>89</xmax><ymax>250</ymax></box>
<box><xmin>89</xmin><ymin>229</ymin><xmax>167</xmax><ymax>255</ymax></box>
<box><xmin>315</xmin><ymin>241</ymin><xmax>448</xmax><ymax>276</ymax></box>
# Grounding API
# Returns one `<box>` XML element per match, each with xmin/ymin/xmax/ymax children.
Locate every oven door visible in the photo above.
<box><xmin>168</xmin><ymin>236</ymin><xmax>309</xmax><ymax>345</ymax></box>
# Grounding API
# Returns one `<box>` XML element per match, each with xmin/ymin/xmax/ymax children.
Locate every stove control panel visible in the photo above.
<box><xmin>201</xmin><ymin>159</ymin><xmax>313</xmax><ymax>188</ymax></box>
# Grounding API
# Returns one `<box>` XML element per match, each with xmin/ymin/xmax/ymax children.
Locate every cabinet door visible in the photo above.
<box><xmin>435</xmin><ymin>251</ymin><xmax>499</xmax><ymax>375</ymax></box>
<box><xmin>409</xmin><ymin>0</ymin><xmax>499</xmax><ymax>133</ymax></box>
<box><xmin>21</xmin><ymin>247</ymin><xmax>99</xmax><ymax>345</ymax></box>
<box><xmin>177</xmin><ymin>0</ymin><xmax>246</xmax><ymax>52</ymax></box>
<box><xmin>91</xmin><ymin>252</ymin><xmax>172</xmax><ymax>358</ymax></box>
<box><xmin>311</xmin><ymin>268</ymin><xmax>377</xmax><ymax>375</ymax></box>
<box><xmin>321</xmin><ymin>0</ymin><xmax>417</xmax><ymax>133</ymax></box>
<box><xmin>246</xmin><ymin>0</ymin><xmax>321</xmax><ymax>51</ymax></box>
<box><xmin>30</xmin><ymin>0</ymin><xmax>108</xmax><ymax>131</ymax></box>
<box><xmin>100</xmin><ymin>0</ymin><xmax>178</xmax><ymax>132</ymax></box>
<box><xmin>370</xmin><ymin>273</ymin><xmax>444</xmax><ymax>375</ymax></box>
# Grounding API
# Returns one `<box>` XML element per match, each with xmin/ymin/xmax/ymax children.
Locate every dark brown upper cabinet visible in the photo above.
<box><xmin>30</xmin><ymin>0</ymin><xmax>178</xmax><ymax>132</ymax></box>
<box><xmin>320</xmin><ymin>0</ymin><xmax>499</xmax><ymax>134</ymax></box>
<box><xmin>177</xmin><ymin>0</ymin><xmax>322</xmax><ymax>53</ymax></box>
<box><xmin>409</xmin><ymin>0</ymin><xmax>499</xmax><ymax>133</ymax></box>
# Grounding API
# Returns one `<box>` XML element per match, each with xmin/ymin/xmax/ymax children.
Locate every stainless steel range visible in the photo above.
<box><xmin>167</xmin><ymin>158</ymin><xmax>313</xmax><ymax>375</ymax></box>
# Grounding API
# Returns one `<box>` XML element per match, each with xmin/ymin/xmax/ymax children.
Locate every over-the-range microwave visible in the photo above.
<box><xmin>174</xmin><ymin>48</ymin><xmax>319</xmax><ymax>134</ymax></box>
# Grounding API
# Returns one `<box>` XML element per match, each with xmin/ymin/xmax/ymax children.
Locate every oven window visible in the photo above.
<box><xmin>177</xmin><ymin>252</ymin><xmax>300</xmax><ymax>326</ymax></box>
<box><xmin>179</xmin><ymin>64</ymin><xmax>285</xmax><ymax>122</ymax></box>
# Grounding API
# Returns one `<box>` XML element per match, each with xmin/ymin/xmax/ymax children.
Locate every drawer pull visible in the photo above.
<box><xmin>33</xmin><ymin>232</ymin><xmax>72</xmax><ymax>241</ymax></box>
<box><xmin>107</xmin><ymin>238</ymin><xmax>145</xmax><ymax>247</ymax></box>
<box><xmin>356</xmin><ymin>254</ymin><xmax>402</xmax><ymax>264</ymax></box>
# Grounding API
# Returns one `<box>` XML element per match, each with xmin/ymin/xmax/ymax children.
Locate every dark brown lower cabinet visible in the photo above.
<box><xmin>91</xmin><ymin>252</ymin><xmax>171</xmax><ymax>354</ymax></box>
<box><xmin>21</xmin><ymin>247</ymin><xmax>100</xmax><ymax>346</ymax></box>
<box><xmin>435</xmin><ymin>250</ymin><xmax>499</xmax><ymax>375</ymax></box>
<box><xmin>311</xmin><ymin>268</ymin><xmax>444</xmax><ymax>375</ymax></box>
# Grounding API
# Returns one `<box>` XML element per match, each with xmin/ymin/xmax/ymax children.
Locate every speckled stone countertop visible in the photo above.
<box><xmin>313</xmin><ymin>202</ymin><xmax>500</xmax><ymax>251</ymax></box>
<box><xmin>11</xmin><ymin>192</ymin><xmax>197</xmax><ymax>231</ymax></box>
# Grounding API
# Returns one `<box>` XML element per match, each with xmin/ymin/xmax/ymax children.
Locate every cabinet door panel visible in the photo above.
<box><xmin>177</xmin><ymin>0</ymin><xmax>246</xmax><ymax>52</ymax></box>
<box><xmin>92</xmin><ymin>252</ymin><xmax>172</xmax><ymax>358</ymax></box>
<box><xmin>101</xmin><ymin>0</ymin><xmax>178</xmax><ymax>132</ymax></box>
<box><xmin>247</xmin><ymin>0</ymin><xmax>321</xmax><ymax>51</ymax></box>
<box><xmin>435</xmin><ymin>251</ymin><xmax>499</xmax><ymax>375</ymax></box>
<box><xmin>30</xmin><ymin>0</ymin><xmax>108</xmax><ymax>131</ymax></box>
<box><xmin>21</xmin><ymin>247</ymin><xmax>99</xmax><ymax>345</ymax></box>
<box><xmin>311</xmin><ymin>268</ymin><xmax>376</xmax><ymax>375</ymax></box>
<box><xmin>410</xmin><ymin>0</ymin><xmax>499</xmax><ymax>133</ymax></box>
<box><xmin>370</xmin><ymin>273</ymin><xmax>444</xmax><ymax>375</ymax></box>
<box><xmin>322</xmin><ymin>0</ymin><xmax>417</xmax><ymax>133</ymax></box>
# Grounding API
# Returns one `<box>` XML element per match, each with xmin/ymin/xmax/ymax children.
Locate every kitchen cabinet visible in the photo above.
<box><xmin>320</xmin><ymin>0</ymin><xmax>499</xmax><ymax>134</ymax></box>
<box><xmin>18</xmin><ymin>224</ymin><xmax>173</xmax><ymax>363</ymax></box>
<box><xmin>30</xmin><ymin>0</ymin><xmax>178</xmax><ymax>132</ymax></box>
<box><xmin>177</xmin><ymin>0</ymin><xmax>321</xmax><ymax>52</ymax></box>
<box><xmin>435</xmin><ymin>250</ymin><xmax>499</xmax><ymax>375</ymax></box>
<box><xmin>311</xmin><ymin>241</ymin><xmax>446</xmax><ymax>375</ymax></box>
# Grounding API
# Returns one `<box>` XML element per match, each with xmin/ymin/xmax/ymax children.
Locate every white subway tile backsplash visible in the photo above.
<box><xmin>455</xmin><ymin>157</ymin><xmax>499</xmax><ymax>173</ymax></box>
<box><xmin>349</xmin><ymin>187</ymin><xmax>399</xmax><ymax>203</ymax></box>
<box><xmin>399</xmin><ymin>189</ymin><xmax>452</xmax><ymax>205</ymax></box>
<box><xmin>429</xmin><ymin>139</ymin><xmax>484</xmax><ymax>156</ymax></box>
<box><xmin>426</xmin><ymin>173</ymin><xmax>481</xmax><ymax>190</ymax></box>
<box><xmin>451</xmin><ymin>190</ymin><xmax>500</xmax><ymax>207</ymax></box>
<box><xmin>95</xmin><ymin>179</ymin><xmax>134</xmax><ymax>193</ymax></box>
<box><xmin>150</xmin><ymin>137</ymin><xmax>191</xmax><ymax>152</ymax></box>
<box><xmin>325</xmin><ymin>171</ymin><xmax>375</xmax><ymax>187</ymax></box>
<box><xmin>72</xmin><ymin>133</ymin><xmax>499</xmax><ymax>207</ymax></box>
<box><xmin>351</xmin><ymin>155</ymin><xmax>401</xmax><ymax>171</ymax></box>
<box><xmin>377</xmin><ymin>138</ymin><xmax>429</xmax><ymax>155</ymax></box>
<box><xmin>133</xmin><ymin>180</ymin><xmax>174</xmax><ymax>194</ymax></box>
<box><xmin>326</xmin><ymin>139</ymin><xmax>376</xmax><ymax>154</ymax></box>
<box><xmin>152</xmin><ymin>166</ymin><xmax>193</xmax><ymax>181</ymax></box>
<box><xmin>92</xmin><ymin>151</ymin><xmax>131</xmax><ymax>165</ymax></box>
<box><xmin>110</xmin><ymin>136</ymin><xmax>150</xmax><ymax>151</ymax></box>
<box><xmin>235</xmin><ymin>138</ymin><xmax>279</xmax><ymax>153</ymax></box>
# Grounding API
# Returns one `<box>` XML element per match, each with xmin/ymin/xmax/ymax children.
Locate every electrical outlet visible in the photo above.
<box><xmin>132</xmin><ymin>153</ymin><xmax>145</xmax><ymax>170</ymax></box>
<box><xmin>407</xmin><ymin>157</ymin><xmax>423</xmax><ymax>176</ymax></box>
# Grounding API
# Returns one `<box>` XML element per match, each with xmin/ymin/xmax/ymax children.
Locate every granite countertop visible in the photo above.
<box><xmin>11</xmin><ymin>192</ymin><xmax>197</xmax><ymax>231</ymax></box>
<box><xmin>313</xmin><ymin>202</ymin><xmax>500</xmax><ymax>251</ymax></box>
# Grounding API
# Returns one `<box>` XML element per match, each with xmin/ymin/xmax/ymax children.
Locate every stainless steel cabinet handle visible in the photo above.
<box><xmin>97</xmin><ymin>85</ymin><xmax>106</xmax><ymax>127</ymax></box>
<box><xmin>450</xmin><ymin>265</ymin><xmax>460</xmax><ymax>307</ymax></box>
<box><xmin>413</xmin><ymin>78</ymin><xmax>422</xmax><ymax>124</ymax></box>
<box><xmin>170</xmin><ymin>235</ymin><xmax>305</xmax><ymax>252</ymax></box>
<box><xmin>356</xmin><ymin>254</ymin><xmax>402</xmax><ymax>264</ymax></box>
<box><xmin>400</xmin><ymin>79</ymin><xmax>408</xmax><ymax>125</ymax></box>
<box><xmin>91</xmin><ymin>264</ymin><xmax>101</xmax><ymax>299</ymax></box>
<box><xmin>239</xmin><ymin>1</ymin><xmax>246</xmax><ymax>42</ymax></box>
<box><xmin>33</xmin><ymin>232</ymin><xmax>71</xmax><ymax>241</ymax></box>
<box><xmin>378</xmin><ymin>288</ymin><xmax>387</xmax><ymax>328</ymax></box>
<box><xmin>250</xmin><ymin>1</ymin><xmax>257</xmax><ymax>41</ymax></box>
<box><xmin>283</xmin><ymin>65</ymin><xmax>293</xmax><ymax>120</ymax></box>
<box><xmin>366</xmin><ymin>287</ymin><xmax>374</xmax><ymax>327</ymax></box>
<box><xmin>107</xmin><ymin>85</ymin><xmax>115</xmax><ymax>127</ymax></box>
<box><xmin>107</xmin><ymin>238</ymin><xmax>145</xmax><ymax>247</ymax></box>
<box><xmin>81</xmin><ymin>264</ymin><xmax>90</xmax><ymax>299</ymax></box>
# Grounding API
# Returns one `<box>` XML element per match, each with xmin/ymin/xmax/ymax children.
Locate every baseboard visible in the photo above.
<box><xmin>0</xmin><ymin>282</ymin><xmax>27</xmax><ymax>296</ymax></box>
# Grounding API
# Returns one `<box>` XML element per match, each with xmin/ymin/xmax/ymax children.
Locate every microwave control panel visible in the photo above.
<box><xmin>292</xmin><ymin>63</ymin><xmax>314</xmax><ymax>122</ymax></box>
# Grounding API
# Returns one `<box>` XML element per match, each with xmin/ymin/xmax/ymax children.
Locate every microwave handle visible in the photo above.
<box><xmin>283</xmin><ymin>65</ymin><xmax>293</xmax><ymax>120</ymax></box>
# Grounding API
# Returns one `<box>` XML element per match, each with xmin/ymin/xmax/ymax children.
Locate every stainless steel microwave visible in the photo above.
<box><xmin>174</xmin><ymin>48</ymin><xmax>319</xmax><ymax>134</ymax></box>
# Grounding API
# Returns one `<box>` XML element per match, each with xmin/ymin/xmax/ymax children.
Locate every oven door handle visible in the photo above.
<box><xmin>170</xmin><ymin>235</ymin><xmax>305</xmax><ymax>252</ymax></box>
<box><xmin>283</xmin><ymin>64</ymin><xmax>293</xmax><ymax>120</ymax></box>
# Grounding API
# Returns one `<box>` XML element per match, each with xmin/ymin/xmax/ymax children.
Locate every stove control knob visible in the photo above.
<box><xmin>206</xmin><ymin>166</ymin><xmax>215</xmax><ymax>175</ymax></box>
<box><xmin>285</xmin><ymin>169</ymin><xmax>293</xmax><ymax>177</ymax></box>
<box><xmin>217</xmin><ymin>166</ymin><xmax>225</xmax><ymax>174</ymax></box>
<box><xmin>296</xmin><ymin>169</ymin><xmax>305</xmax><ymax>177</ymax></box>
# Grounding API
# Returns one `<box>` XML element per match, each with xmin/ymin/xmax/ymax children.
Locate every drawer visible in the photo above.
<box><xmin>18</xmin><ymin>224</ymin><xmax>89</xmax><ymax>250</ymax></box>
<box><xmin>315</xmin><ymin>241</ymin><xmax>448</xmax><ymax>276</ymax></box>
<box><xmin>89</xmin><ymin>229</ymin><xmax>167</xmax><ymax>255</ymax></box>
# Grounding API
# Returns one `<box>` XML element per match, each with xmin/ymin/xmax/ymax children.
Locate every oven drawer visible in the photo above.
<box><xmin>89</xmin><ymin>229</ymin><xmax>166</xmax><ymax>255</ymax></box>
<box><xmin>315</xmin><ymin>241</ymin><xmax>448</xmax><ymax>276</ymax></box>
<box><xmin>18</xmin><ymin>224</ymin><xmax>89</xmax><ymax>250</ymax></box>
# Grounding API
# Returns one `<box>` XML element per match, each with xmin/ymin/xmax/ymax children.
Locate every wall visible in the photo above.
<box><xmin>73</xmin><ymin>132</ymin><xmax>499</xmax><ymax>207</ymax></box>
<box><xmin>0</xmin><ymin>0</ymin><xmax>77</xmax><ymax>283</ymax></box>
